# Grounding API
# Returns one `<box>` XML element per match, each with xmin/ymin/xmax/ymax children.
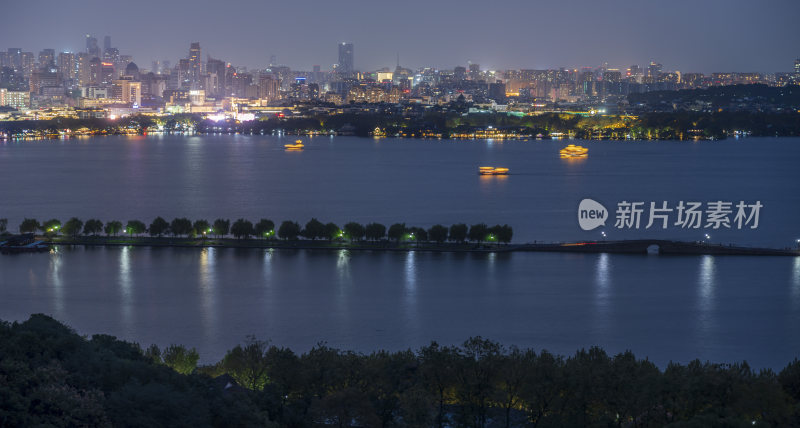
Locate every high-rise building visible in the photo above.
<box><xmin>103</xmin><ymin>36</ymin><xmax>112</xmax><ymax>53</ymax></box>
<box><xmin>647</xmin><ymin>62</ymin><xmax>663</xmax><ymax>81</ymax></box>
<box><xmin>38</xmin><ymin>49</ymin><xmax>55</xmax><ymax>67</ymax></box>
<box><xmin>6</xmin><ymin>48</ymin><xmax>22</xmax><ymax>71</ymax></box>
<box><xmin>205</xmin><ymin>57</ymin><xmax>226</xmax><ymax>97</ymax></box>
<box><xmin>57</xmin><ymin>52</ymin><xmax>77</xmax><ymax>82</ymax></box>
<box><xmin>188</xmin><ymin>42</ymin><xmax>202</xmax><ymax>87</ymax></box>
<box><xmin>338</xmin><ymin>43</ymin><xmax>354</xmax><ymax>74</ymax></box>
<box><xmin>795</xmin><ymin>59</ymin><xmax>800</xmax><ymax>73</ymax></box>
<box><xmin>85</xmin><ymin>35</ymin><xmax>100</xmax><ymax>58</ymax></box>
<box><xmin>112</xmin><ymin>76</ymin><xmax>141</xmax><ymax>106</ymax></box>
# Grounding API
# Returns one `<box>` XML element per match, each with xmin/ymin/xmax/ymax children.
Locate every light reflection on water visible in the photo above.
<box><xmin>594</xmin><ymin>253</ymin><xmax>611</xmax><ymax>326</ymax></box>
<box><xmin>792</xmin><ymin>257</ymin><xmax>800</xmax><ymax>309</ymax></box>
<box><xmin>49</xmin><ymin>250</ymin><xmax>64</xmax><ymax>319</ymax></box>
<box><xmin>697</xmin><ymin>255</ymin><xmax>717</xmax><ymax>343</ymax></box>
<box><xmin>199</xmin><ymin>247</ymin><xmax>218</xmax><ymax>339</ymax></box>
<box><xmin>119</xmin><ymin>246</ymin><xmax>133</xmax><ymax>329</ymax></box>
<box><xmin>2</xmin><ymin>247</ymin><xmax>799</xmax><ymax>369</ymax></box>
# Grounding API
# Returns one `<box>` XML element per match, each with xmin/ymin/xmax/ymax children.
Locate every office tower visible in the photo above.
<box><xmin>189</xmin><ymin>42</ymin><xmax>202</xmax><ymax>87</ymax></box>
<box><xmin>648</xmin><ymin>62</ymin><xmax>663</xmax><ymax>79</ymax></box>
<box><xmin>205</xmin><ymin>57</ymin><xmax>226</xmax><ymax>97</ymax></box>
<box><xmin>7</xmin><ymin>48</ymin><xmax>22</xmax><ymax>71</ymax></box>
<box><xmin>338</xmin><ymin>43</ymin><xmax>354</xmax><ymax>74</ymax></box>
<box><xmin>454</xmin><ymin>66</ymin><xmax>467</xmax><ymax>81</ymax></box>
<box><xmin>57</xmin><ymin>52</ymin><xmax>77</xmax><ymax>82</ymax></box>
<box><xmin>38</xmin><ymin>49</ymin><xmax>55</xmax><ymax>67</ymax></box>
<box><xmin>103</xmin><ymin>36</ymin><xmax>111</xmax><ymax>53</ymax></box>
<box><xmin>112</xmin><ymin>76</ymin><xmax>142</xmax><ymax>105</ymax></box>
<box><xmin>20</xmin><ymin>52</ymin><xmax>34</xmax><ymax>78</ymax></box>
<box><xmin>86</xmin><ymin>35</ymin><xmax>100</xmax><ymax>57</ymax></box>
<box><xmin>795</xmin><ymin>59</ymin><xmax>800</xmax><ymax>73</ymax></box>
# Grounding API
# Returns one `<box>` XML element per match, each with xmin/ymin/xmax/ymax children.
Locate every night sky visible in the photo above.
<box><xmin>3</xmin><ymin>0</ymin><xmax>799</xmax><ymax>73</ymax></box>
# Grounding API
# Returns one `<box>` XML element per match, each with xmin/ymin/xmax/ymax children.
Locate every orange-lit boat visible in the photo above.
<box><xmin>478</xmin><ymin>166</ymin><xmax>509</xmax><ymax>175</ymax></box>
<box><xmin>559</xmin><ymin>144</ymin><xmax>588</xmax><ymax>158</ymax></box>
<box><xmin>285</xmin><ymin>139</ymin><xmax>304</xmax><ymax>150</ymax></box>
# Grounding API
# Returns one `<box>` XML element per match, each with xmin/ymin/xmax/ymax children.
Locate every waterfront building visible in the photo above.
<box><xmin>111</xmin><ymin>77</ymin><xmax>142</xmax><ymax>106</ymax></box>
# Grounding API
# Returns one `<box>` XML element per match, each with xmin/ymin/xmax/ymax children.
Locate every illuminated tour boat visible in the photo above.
<box><xmin>478</xmin><ymin>166</ymin><xmax>510</xmax><ymax>175</ymax></box>
<box><xmin>559</xmin><ymin>144</ymin><xmax>588</xmax><ymax>158</ymax></box>
<box><xmin>284</xmin><ymin>139</ymin><xmax>305</xmax><ymax>151</ymax></box>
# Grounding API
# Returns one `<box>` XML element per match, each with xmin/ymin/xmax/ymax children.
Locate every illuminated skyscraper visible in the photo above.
<box><xmin>795</xmin><ymin>59</ymin><xmax>800</xmax><ymax>73</ymax></box>
<box><xmin>188</xmin><ymin>42</ymin><xmax>203</xmax><ymax>88</ymax></box>
<box><xmin>38</xmin><ymin>49</ymin><xmax>55</xmax><ymax>67</ymax></box>
<box><xmin>338</xmin><ymin>42</ymin><xmax>354</xmax><ymax>74</ymax></box>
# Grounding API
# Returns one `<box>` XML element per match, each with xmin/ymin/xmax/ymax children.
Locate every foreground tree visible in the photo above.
<box><xmin>428</xmin><ymin>224</ymin><xmax>449</xmax><ymax>243</ymax></box>
<box><xmin>302</xmin><ymin>218</ymin><xmax>325</xmax><ymax>240</ymax></box>
<box><xmin>125</xmin><ymin>220</ymin><xmax>146</xmax><ymax>237</ymax></box>
<box><xmin>468</xmin><ymin>223</ymin><xmax>489</xmax><ymax>243</ymax></box>
<box><xmin>388</xmin><ymin>223</ymin><xmax>406</xmax><ymax>243</ymax></box>
<box><xmin>148</xmin><ymin>217</ymin><xmax>169</xmax><ymax>237</ymax></box>
<box><xmin>213</xmin><ymin>218</ymin><xmax>230</xmax><ymax>238</ymax></box>
<box><xmin>408</xmin><ymin>227</ymin><xmax>428</xmax><ymax>242</ymax></box>
<box><xmin>449</xmin><ymin>223</ymin><xmax>468</xmax><ymax>243</ymax></box>
<box><xmin>62</xmin><ymin>217</ymin><xmax>84</xmax><ymax>238</ymax></box>
<box><xmin>82</xmin><ymin>219</ymin><xmax>103</xmax><ymax>236</ymax></box>
<box><xmin>19</xmin><ymin>218</ymin><xmax>40</xmax><ymax>234</ymax></box>
<box><xmin>278</xmin><ymin>221</ymin><xmax>301</xmax><ymax>240</ymax></box>
<box><xmin>222</xmin><ymin>336</ymin><xmax>271</xmax><ymax>391</ymax></box>
<box><xmin>42</xmin><ymin>219</ymin><xmax>62</xmax><ymax>235</ymax></box>
<box><xmin>193</xmin><ymin>219</ymin><xmax>211</xmax><ymax>238</ymax></box>
<box><xmin>343</xmin><ymin>222</ymin><xmax>365</xmax><ymax>242</ymax></box>
<box><xmin>161</xmin><ymin>344</ymin><xmax>200</xmax><ymax>375</ymax></box>
<box><xmin>104</xmin><ymin>220</ymin><xmax>122</xmax><ymax>236</ymax></box>
<box><xmin>231</xmin><ymin>219</ymin><xmax>255</xmax><ymax>239</ymax></box>
<box><xmin>254</xmin><ymin>219</ymin><xmax>275</xmax><ymax>239</ymax></box>
<box><xmin>170</xmin><ymin>218</ymin><xmax>193</xmax><ymax>237</ymax></box>
<box><xmin>324</xmin><ymin>222</ymin><xmax>341</xmax><ymax>241</ymax></box>
<box><xmin>364</xmin><ymin>223</ymin><xmax>386</xmax><ymax>241</ymax></box>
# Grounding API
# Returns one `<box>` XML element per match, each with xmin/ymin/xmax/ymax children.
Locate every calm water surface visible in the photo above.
<box><xmin>1</xmin><ymin>136</ymin><xmax>799</xmax><ymax>367</ymax></box>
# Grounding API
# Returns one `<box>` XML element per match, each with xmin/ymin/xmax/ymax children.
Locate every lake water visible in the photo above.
<box><xmin>1</xmin><ymin>135</ymin><xmax>799</xmax><ymax>367</ymax></box>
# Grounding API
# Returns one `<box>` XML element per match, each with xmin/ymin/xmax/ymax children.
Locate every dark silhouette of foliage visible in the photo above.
<box><xmin>212</xmin><ymin>218</ymin><xmax>230</xmax><ymax>238</ymax></box>
<box><xmin>19</xmin><ymin>218</ymin><xmax>41</xmax><ymax>234</ymax></box>
<box><xmin>428</xmin><ymin>224</ymin><xmax>449</xmax><ymax>243</ymax></box>
<box><xmin>449</xmin><ymin>223</ymin><xmax>468</xmax><ymax>242</ymax></box>
<box><xmin>324</xmin><ymin>222</ymin><xmax>341</xmax><ymax>241</ymax></box>
<box><xmin>343</xmin><ymin>222</ymin><xmax>365</xmax><ymax>242</ymax></box>
<box><xmin>231</xmin><ymin>219</ymin><xmax>255</xmax><ymax>239</ymax></box>
<box><xmin>278</xmin><ymin>221</ymin><xmax>301</xmax><ymax>240</ymax></box>
<box><xmin>82</xmin><ymin>219</ymin><xmax>103</xmax><ymax>236</ymax></box>
<box><xmin>170</xmin><ymin>218</ymin><xmax>193</xmax><ymax>237</ymax></box>
<box><xmin>301</xmin><ymin>218</ymin><xmax>324</xmax><ymax>240</ymax></box>
<box><xmin>254</xmin><ymin>219</ymin><xmax>275</xmax><ymax>239</ymax></box>
<box><xmin>61</xmin><ymin>217</ymin><xmax>83</xmax><ymax>238</ymax></box>
<box><xmin>468</xmin><ymin>223</ymin><xmax>489</xmax><ymax>242</ymax></box>
<box><xmin>104</xmin><ymin>220</ymin><xmax>122</xmax><ymax>236</ymax></box>
<box><xmin>364</xmin><ymin>223</ymin><xmax>386</xmax><ymax>241</ymax></box>
<box><xmin>1</xmin><ymin>314</ymin><xmax>798</xmax><ymax>427</ymax></box>
<box><xmin>387</xmin><ymin>223</ymin><xmax>406</xmax><ymax>242</ymax></box>
<box><xmin>125</xmin><ymin>220</ymin><xmax>146</xmax><ymax>237</ymax></box>
<box><xmin>193</xmin><ymin>219</ymin><xmax>211</xmax><ymax>237</ymax></box>
<box><xmin>148</xmin><ymin>217</ymin><xmax>169</xmax><ymax>237</ymax></box>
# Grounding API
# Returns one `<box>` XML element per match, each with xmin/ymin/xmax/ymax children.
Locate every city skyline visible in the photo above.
<box><xmin>1</xmin><ymin>0</ymin><xmax>799</xmax><ymax>73</ymax></box>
